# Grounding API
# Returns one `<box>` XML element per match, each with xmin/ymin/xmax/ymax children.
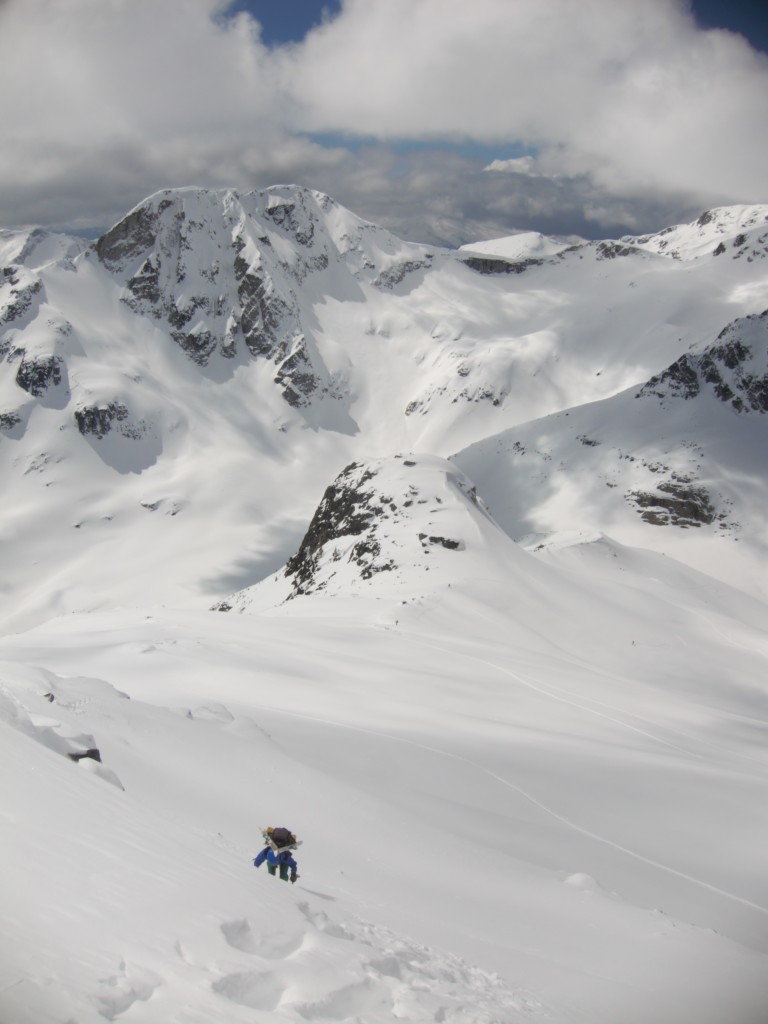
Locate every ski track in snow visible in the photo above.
<box><xmin>412</xmin><ymin>623</ymin><xmax>768</xmax><ymax>770</ymax></box>
<box><xmin>252</xmin><ymin>685</ymin><xmax>768</xmax><ymax>921</ymax></box>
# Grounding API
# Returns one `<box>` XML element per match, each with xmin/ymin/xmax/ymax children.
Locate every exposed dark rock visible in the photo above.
<box><xmin>0</xmin><ymin>411</ymin><xmax>21</xmax><ymax>430</ymax></box>
<box><xmin>75</xmin><ymin>402</ymin><xmax>130</xmax><ymax>439</ymax></box>
<box><xmin>713</xmin><ymin>242</ymin><xmax>726</xmax><ymax>256</ymax></box>
<box><xmin>264</xmin><ymin>198</ymin><xmax>315</xmax><ymax>246</ymax></box>
<box><xmin>127</xmin><ymin>256</ymin><xmax>162</xmax><ymax>305</ymax></box>
<box><xmin>285</xmin><ymin>462</ymin><xmax>384</xmax><ymax>594</ymax></box>
<box><xmin>0</xmin><ymin>279</ymin><xmax>42</xmax><ymax>326</ymax></box>
<box><xmin>170</xmin><ymin>328</ymin><xmax>218</xmax><ymax>365</ymax></box>
<box><xmin>451</xmin><ymin>384</ymin><xmax>503</xmax><ymax>406</ymax></box>
<box><xmin>595</xmin><ymin>242</ymin><xmax>640</xmax><ymax>260</ymax></box>
<box><xmin>167</xmin><ymin>297</ymin><xmax>207</xmax><ymax>331</ymax></box>
<box><xmin>637</xmin><ymin>356</ymin><xmax>700</xmax><ymax>401</ymax></box>
<box><xmin>96</xmin><ymin>205</ymin><xmax>158</xmax><ymax>270</ymax></box>
<box><xmin>234</xmin><ymin>250</ymin><xmax>290</xmax><ymax>358</ymax></box>
<box><xmin>67</xmin><ymin>748</ymin><xmax>102</xmax><ymax>763</ymax></box>
<box><xmin>636</xmin><ymin>311</ymin><xmax>768</xmax><ymax>412</ymax></box>
<box><xmin>628</xmin><ymin>481</ymin><xmax>717</xmax><ymax>527</ymax></box>
<box><xmin>275</xmin><ymin>339</ymin><xmax>319</xmax><ymax>407</ymax></box>
<box><xmin>350</xmin><ymin>537</ymin><xmax>395</xmax><ymax>578</ymax></box>
<box><xmin>16</xmin><ymin>354</ymin><xmax>63</xmax><ymax>396</ymax></box>
<box><xmin>419</xmin><ymin>534</ymin><xmax>460</xmax><ymax>550</ymax></box>
<box><xmin>461</xmin><ymin>256</ymin><xmax>542</xmax><ymax>276</ymax></box>
<box><xmin>374</xmin><ymin>258</ymin><xmax>431</xmax><ymax>289</ymax></box>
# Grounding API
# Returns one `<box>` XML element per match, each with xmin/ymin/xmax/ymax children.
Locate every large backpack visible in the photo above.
<box><xmin>265</xmin><ymin>826</ymin><xmax>296</xmax><ymax>850</ymax></box>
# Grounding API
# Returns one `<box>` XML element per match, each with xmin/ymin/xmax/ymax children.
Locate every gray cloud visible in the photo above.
<box><xmin>0</xmin><ymin>0</ymin><xmax>765</xmax><ymax>244</ymax></box>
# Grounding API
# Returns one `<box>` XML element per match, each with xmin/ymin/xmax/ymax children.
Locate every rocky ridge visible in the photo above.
<box><xmin>215</xmin><ymin>454</ymin><xmax>504</xmax><ymax>611</ymax></box>
<box><xmin>624</xmin><ymin>204</ymin><xmax>768</xmax><ymax>261</ymax></box>
<box><xmin>637</xmin><ymin>309</ymin><xmax>768</xmax><ymax>413</ymax></box>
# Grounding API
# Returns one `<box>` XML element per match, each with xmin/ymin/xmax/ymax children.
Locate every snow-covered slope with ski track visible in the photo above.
<box><xmin>1</xmin><ymin>188</ymin><xmax>768</xmax><ymax>1023</ymax></box>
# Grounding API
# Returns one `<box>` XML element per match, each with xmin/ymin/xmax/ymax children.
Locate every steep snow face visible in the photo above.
<box><xmin>92</xmin><ymin>184</ymin><xmax>433</xmax><ymax>402</ymax></box>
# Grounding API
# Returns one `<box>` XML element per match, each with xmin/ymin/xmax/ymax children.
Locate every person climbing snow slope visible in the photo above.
<box><xmin>254</xmin><ymin>826</ymin><xmax>299</xmax><ymax>883</ymax></box>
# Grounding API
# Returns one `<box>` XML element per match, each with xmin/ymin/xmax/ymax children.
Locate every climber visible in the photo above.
<box><xmin>253</xmin><ymin>826</ymin><xmax>299</xmax><ymax>883</ymax></box>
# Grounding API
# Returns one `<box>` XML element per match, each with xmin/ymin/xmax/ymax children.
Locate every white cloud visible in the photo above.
<box><xmin>485</xmin><ymin>157</ymin><xmax>545</xmax><ymax>177</ymax></box>
<box><xmin>0</xmin><ymin>0</ymin><xmax>766</xmax><ymax>241</ymax></box>
<box><xmin>285</xmin><ymin>0</ymin><xmax>768</xmax><ymax>203</ymax></box>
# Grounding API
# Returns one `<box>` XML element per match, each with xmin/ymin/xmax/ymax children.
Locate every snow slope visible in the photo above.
<box><xmin>453</xmin><ymin>308</ymin><xmax>768</xmax><ymax>601</ymax></box>
<box><xmin>2</xmin><ymin>454</ymin><xmax>768</xmax><ymax>1023</ymax></box>
<box><xmin>1</xmin><ymin>190</ymin><xmax>768</xmax><ymax>1023</ymax></box>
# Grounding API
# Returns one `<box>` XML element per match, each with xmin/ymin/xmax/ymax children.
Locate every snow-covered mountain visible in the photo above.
<box><xmin>2</xmin><ymin>188</ymin><xmax>768</xmax><ymax>1024</ymax></box>
<box><xmin>1</xmin><ymin>186</ymin><xmax>767</xmax><ymax>628</ymax></box>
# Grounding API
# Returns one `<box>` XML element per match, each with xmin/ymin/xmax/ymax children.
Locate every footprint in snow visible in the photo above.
<box><xmin>295</xmin><ymin>977</ymin><xmax>393</xmax><ymax>1020</ymax></box>
<box><xmin>91</xmin><ymin>960</ymin><xmax>161</xmax><ymax>1020</ymax></box>
<box><xmin>212</xmin><ymin>969</ymin><xmax>285</xmax><ymax>1011</ymax></box>
<box><xmin>220</xmin><ymin>917</ymin><xmax>305</xmax><ymax>959</ymax></box>
<box><xmin>297</xmin><ymin>900</ymin><xmax>353</xmax><ymax>940</ymax></box>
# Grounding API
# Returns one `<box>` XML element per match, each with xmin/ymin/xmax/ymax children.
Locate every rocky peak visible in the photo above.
<box><xmin>636</xmin><ymin>309</ymin><xmax>768</xmax><ymax>413</ymax></box>
<box><xmin>625</xmin><ymin>204</ymin><xmax>768</xmax><ymax>260</ymax></box>
<box><xmin>217</xmin><ymin>455</ymin><xmax>504</xmax><ymax>610</ymax></box>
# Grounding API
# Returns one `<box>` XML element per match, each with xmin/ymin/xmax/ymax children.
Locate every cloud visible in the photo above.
<box><xmin>485</xmin><ymin>157</ymin><xmax>545</xmax><ymax>177</ymax></box>
<box><xmin>285</xmin><ymin>0</ymin><xmax>768</xmax><ymax>203</ymax></box>
<box><xmin>0</xmin><ymin>0</ymin><xmax>766</xmax><ymax>243</ymax></box>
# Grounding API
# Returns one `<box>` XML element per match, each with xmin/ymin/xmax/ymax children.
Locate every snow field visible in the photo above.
<box><xmin>2</xmin><ymin>547</ymin><xmax>768</xmax><ymax>1024</ymax></box>
<box><xmin>0</xmin><ymin>663</ymin><xmax>547</xmax><ymax>1024</ymax></box>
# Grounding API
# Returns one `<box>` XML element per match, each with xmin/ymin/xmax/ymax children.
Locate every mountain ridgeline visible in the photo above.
<box><xmin>0</xmin><ymin>186</ymin><xmax>767</xmax><ymax>626</ymax></box>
